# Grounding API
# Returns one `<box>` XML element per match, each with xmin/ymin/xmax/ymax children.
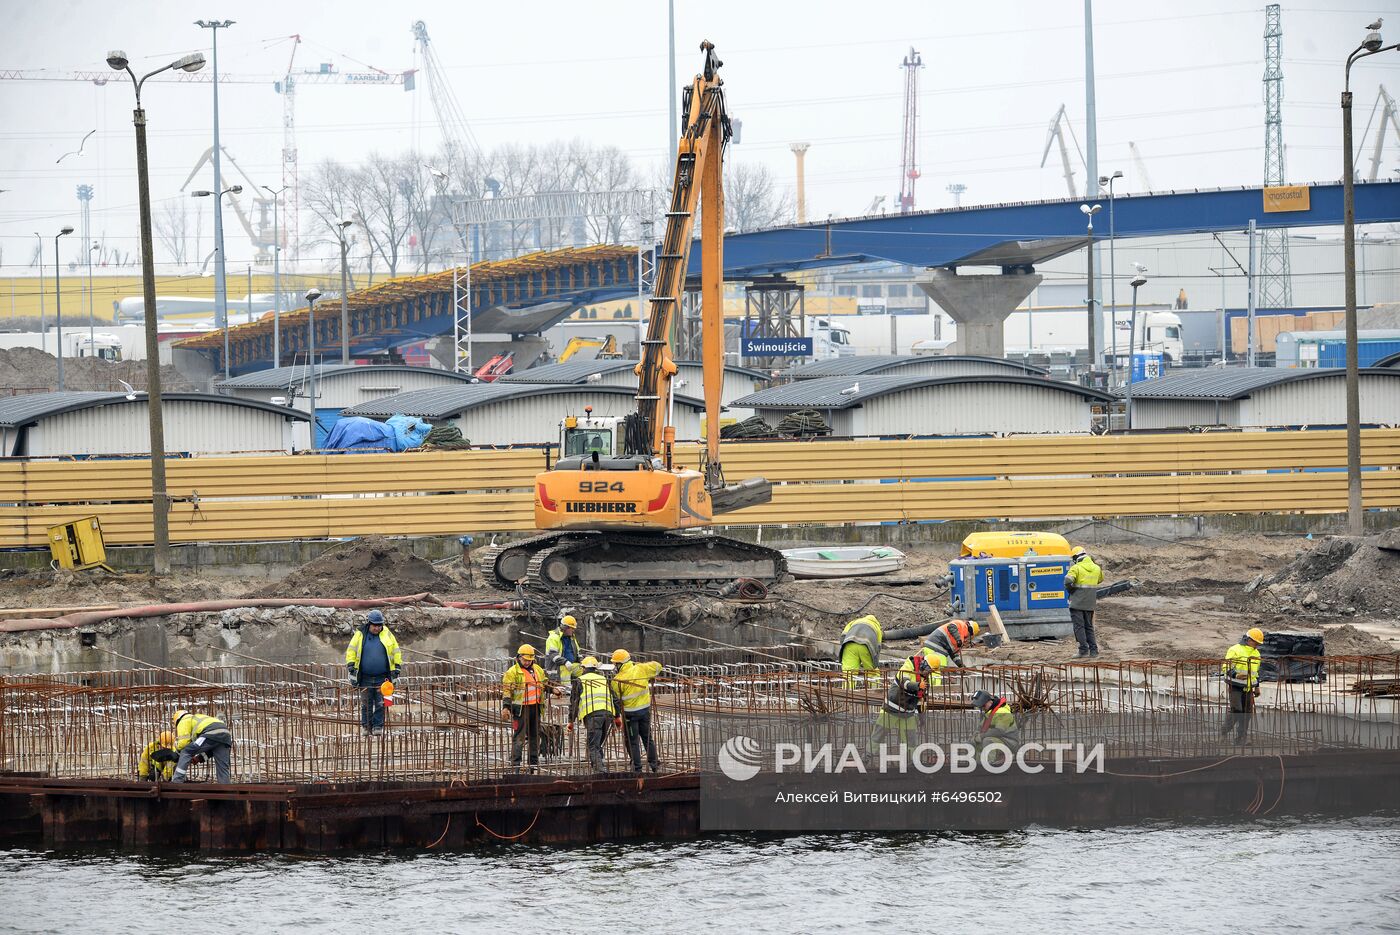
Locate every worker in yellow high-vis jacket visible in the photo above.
<box><xmin>568</xmin><ymin>656</ymin><xmax>616</xmax><ymax>772</ymax></box>
<box><xmin>610</xmin><ymin>649</ymin><xmax>663</xmax><ymax>773</ymax></box>
<box><xmin>839</xmin><ymin>615</ymin><xmax>882</xmax><ymax>686</ymax></box>
<box><xmin>170</xmin><ymin>709</ymin><xmax>234</xmax><ymax>783</ymax></box>
<box><xmin>137</xmin><ymin>731</ymin><xmax>177</xmax><ymax>781</ymax></box>
<box><xmin>1220</xmin><ymin>627</ymin><xmax>1265</xmax><ymax>744</ymax></box>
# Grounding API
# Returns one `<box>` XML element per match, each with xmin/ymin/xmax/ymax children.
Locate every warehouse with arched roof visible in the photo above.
<box><xmin>0</xmin><ymin>391</ymin><xmax>308</xmax><ymax>457</ymax></box>
<box><xmin>1378</xmin><ymin>350</ymin><xmax>1400</xmax><ymax>369</ymax></box>
<box><xmin>1126</xmin><ymin>367</ymin><xmax>1400</xmax><ymax>429</ymax></box>
<box><xmin>341</xmin><ymin>383</ymin><xmax>705</xmax><ymax>446</ymax></box>
<box><xmin>501</xmin><ymin>358</ymin><xmax>766</xmax><ymax>415</ymax></box>
<box><xmin>217</xmin><ymin>363</ymin><xmax>476</xmax><ymax>447</ymax></box>
<box><xmin>733</xmin><ymin>374</ymin><xmax>1110</xmax><ymax>437</ymax></box>
<box><xmin>785</xmin><ymin>354</ymin><xmax>1048</xmax><ymax>381</ymax></box>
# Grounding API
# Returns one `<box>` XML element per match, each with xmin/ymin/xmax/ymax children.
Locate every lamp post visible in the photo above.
<box><xmin>304</xmin><ymin>288</ymin><xmax>323</xmax><ymax>448</ymax></box>
<box><xmin>34</xmin><ymin>233</ymin><xmax>45</xmax><ymax>336</ymax></box>
<box><xmin>1080</xmin><ymin>202</ymin><xmax>1102</xmax><ymax>379</ymax></box>
<box><xmin>77</xmin><ymin>184</ymin><xmax>95</xmax><ymax>353</ymax></box>
<box><xmin>1342</xmin><ymin>19</ymin><xmax>1398</xmax><ymax>536</ymax></box>
<box><xmin>261</xmin><ymin>185</ymin><xmax>286</xmax><ymax>367</ymax></box>
<box><xmin>53</xmin><ymin>226</ymin><xmax>74</xmax><ymax>390</ymax></box>
<box><xmin>333</xmin><ymin>219</ymin><xmax>354</xmax><ymax>364</ymax></box>
<box><xmin>88</xmin><ymin>241</ymin><xmax>100</xmax><ymax>353</ymax></box>
<box><xmin>107</xmin><ymin>46</ymin><xmax>208</xmax><ymax>575</ymax></box>
<box><xmin>196</xmin><ymin>20</ymin><xmax>234</xmax><ymax>378</ymax></box>
<box><xmin>192</xmin><ymin>184</ymin><xmax>242</xmax><ymax>378</ymax></box>
<box><xmin>1099</xmin><ymin>169</ymin><xmax>1123</xmax><ymax>379</ymax></box>
<box><xmin>1125</xmin><ymin>273</ymin><xmax>1147</xmax><ymax>430</ymax></box>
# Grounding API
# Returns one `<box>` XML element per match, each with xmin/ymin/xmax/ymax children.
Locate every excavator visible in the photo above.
<box><xmin>484</xmin><ymin>42</ymin><xmax>784</xmax><ymax>592</ymax></box>
<box><xmin>557</xmin><ymin>334</ymin><xmax>620</xmax><ymax>363</ymax></box>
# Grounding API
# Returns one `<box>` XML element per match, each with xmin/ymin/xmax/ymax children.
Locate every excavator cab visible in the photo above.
<box><xmin>559</xmin><ymin>408</ymin><xmax>622</xmax><ymax>459</ymax></box>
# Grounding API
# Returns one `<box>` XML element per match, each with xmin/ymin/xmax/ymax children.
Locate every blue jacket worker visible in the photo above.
<box><xmin>345</xmin><ymin>609</ymin><xmax>403</xmax><ymax>736</ymax></box>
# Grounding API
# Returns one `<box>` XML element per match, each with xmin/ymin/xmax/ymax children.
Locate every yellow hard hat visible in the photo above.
<box><xmin>158</xmin><ymin>731</ymin><xmax>175</xmax><ymax>747</ymax></box>
<box><xmin>611</xmin><ymin>649</ymin><xmax>631</xmax><ymax>664</ymax></box>
<box><xmin>561</xmin><ymin>615</ymin><xmax>577</xmax><ymax>628</ymax></box>
<box><xmin>516</xmin><ymin>644</ymin><xmax>536</xmax><ymax>657</ymax></box>
<box><xmin>172</xmin><ymin>709</ymin><xmax>189</xmax><ymax>725</ymax></box>
<box><xmin>1246</xmin><ymin>627</ymin><xmax>1265</xmax><ymax>645</ymax></box>
<box><xmin>1071</xmin><ymin>545</ymin><xmax>1088</xmax><ymax>559</ymax></box>
<box><xmin>968</xmin><ymin>621</ymin><xmax>981</xmax><ymax>638</ymax></box>
<box><xmin>581</xmin><ymin>656</ymin><xmax>599</xmax><ymax>668</ymax></box>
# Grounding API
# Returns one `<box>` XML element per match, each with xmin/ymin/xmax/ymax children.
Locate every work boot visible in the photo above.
<box><xmin>1089</xmin><ymin>651</ymin><xmax>1100</xmax><ymax>659</ymax></box>
<box><xmin>1075</xmin><ymin>649</ymin><xmax>1090</xmax><ymax>659</ymax></box>
<box><xmin>371</xmin><ymin>727</ymin><xmax>384</xmax><ymax>736</ymax></box>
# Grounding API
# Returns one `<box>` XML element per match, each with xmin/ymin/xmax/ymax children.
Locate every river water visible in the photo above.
<box><xmin>3</xmin><ymin>818</ymin><xmax>1398</xmax><ymax>934</ymax></box>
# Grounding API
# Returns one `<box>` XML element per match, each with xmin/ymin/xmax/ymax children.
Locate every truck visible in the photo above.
<box><xmin>806</xmin><ymin>318</ymin><xmax>854</xmax><ymax>361</ymax></box>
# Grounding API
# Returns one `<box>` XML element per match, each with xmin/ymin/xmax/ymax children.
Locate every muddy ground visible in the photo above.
<box><xmin>2</xmin><ymin>531</ymin><xmax>1397</xmax><ymax>668</ymax></box>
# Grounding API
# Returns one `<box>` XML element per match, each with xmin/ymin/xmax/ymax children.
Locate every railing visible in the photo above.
<box><xmin>1</xmin><ymin>428</ymin><xmax>1397</xmax><ymax>547</ymax></box>
<box><xmin>2</xmin><ymin>656</ymin><xmax>1396</xmax><ymax>784</ymax></box>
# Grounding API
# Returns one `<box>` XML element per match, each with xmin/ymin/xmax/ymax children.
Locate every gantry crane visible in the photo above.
<box><xmin>481</xmin><ymin>42</ymin><xmax>783</xmax><ymax>593</ymax></box>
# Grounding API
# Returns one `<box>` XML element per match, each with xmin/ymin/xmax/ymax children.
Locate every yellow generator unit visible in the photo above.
<box><xmin>48</xmin><ymin>516</ymin><xmax>115</xmax><ymax>572</ymax></box>
<box><xmin>960</xmin><ymin>531</ymin><xmax>1071</xmax><ymax>560</ymax></box>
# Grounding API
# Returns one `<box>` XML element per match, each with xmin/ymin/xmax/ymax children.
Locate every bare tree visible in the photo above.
<box><xmin>155</xmin><ymin>199</ymin><xmax>193</xmax><ymax>266</ymax></box>
<box><xmin>724</xmin><ymin>162</ymin><xmax>794</xmax><ymax>233</ymax></box>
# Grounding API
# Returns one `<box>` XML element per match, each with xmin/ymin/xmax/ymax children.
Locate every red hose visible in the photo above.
<box><xmin>0</xmin><ymin>592</ymin><xmax>443</xmax><ymax>634</ymax></box>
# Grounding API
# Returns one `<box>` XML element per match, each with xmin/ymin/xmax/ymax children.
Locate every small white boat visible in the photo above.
<box><xmin>782</xmin><ymin>546</ymin><xmax>907</xmax><ymax>579</ymax></box>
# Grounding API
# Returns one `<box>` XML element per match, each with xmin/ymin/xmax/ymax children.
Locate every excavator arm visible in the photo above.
<box><xmin>633</xmin><ymin>40</ymin><xmax>732</xmax><ymax>483</ymax></box>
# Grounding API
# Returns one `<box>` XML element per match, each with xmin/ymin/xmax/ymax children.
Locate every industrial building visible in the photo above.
<box><xmin>1275</xmin><ymin>329</ymin><xmax>1400</xmax><ymax>369</ymax></box>
<box><xmin>1126</xmin><ymin>367</ymin><xmax>1400</xmax><ymax>430</ymax></box>
<box><xmin>217</xmin><ymin>364</ymin><xmax>474</xmax><ymax>447</ymax></box>
<box><xmin>0</xmin><ymin>391</ymin><xmax>307</xmax><ymax>458</ymax></box>
<box><xmin>785</xmin><ymin>354</ymin><xmax>1048</xmax><ymax>381</ymax></box>
<box><xmin>1380</xmin><ymin>350</ymin><xmax>1400</xmax><ymax>368</ymax></box>
<box><xmin>501</xmin><ymin>359</ymin><xmax>766</xmax><ymax>417</ymax></box>
<box><xmin>733</xmin><ymin>374</ymin><xmax>1110</xmax><ymax>437</ymax></box>
<box><xmin>341</xmin><ymin>383</ymin><xmax>705</xmax><ymax>446</ymax></box>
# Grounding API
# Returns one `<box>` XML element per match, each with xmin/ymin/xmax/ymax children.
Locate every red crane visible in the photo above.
<box><xmin>898</xmin><ymin>47</ymin><xmax>923</xmax><ymax>214</ymax></box>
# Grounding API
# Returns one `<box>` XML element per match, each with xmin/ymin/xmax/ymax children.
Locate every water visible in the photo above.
<box><xmin>3</xmin><ymin>819</ymin><xmax>1399</xmax><ymax>934</ymax></box>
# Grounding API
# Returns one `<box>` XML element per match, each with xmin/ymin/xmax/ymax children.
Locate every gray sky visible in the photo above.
<box><xmin>2</xmin><ymin>0</ymin><xmax>1398</xmax><ymax>272</ymax></box>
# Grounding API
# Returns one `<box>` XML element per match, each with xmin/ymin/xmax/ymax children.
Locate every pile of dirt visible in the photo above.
<box><xmin>0</xmin><ymin>347</ymin><xmax>197</xmax><ymax>393</ymax></box>
<box><xmin>1244</xmin><ymin>533</ymin><xmax>1400</xmax><ymax>615</ymax></box>
<box><xmin>249</xmin><ymin>536</ymin><xmax>456</xmax><ymax>599</ymax></box>
<box><xmin>1322</xmin><ymin>623</ymin><xmax>1395</xmax><ymax>656</ymax></box>
<box><xmin>0</xmin><ymin>568</ymin><xmax>228</xmax><ymax>610</ymax></box>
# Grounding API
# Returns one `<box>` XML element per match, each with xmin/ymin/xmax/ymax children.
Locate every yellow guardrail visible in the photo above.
<box><xmin>1</xmin><ymin>428</ymin><xmax>1396</xmax><ymax>547</ymax></box>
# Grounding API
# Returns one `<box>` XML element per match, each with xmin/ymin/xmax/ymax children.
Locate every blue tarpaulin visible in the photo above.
<box><xmin>323</xmin><ymin>414</ymin><xmax>432</xmax><ymax>452</ymax></box>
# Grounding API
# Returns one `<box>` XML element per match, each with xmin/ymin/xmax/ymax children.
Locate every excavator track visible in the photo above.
<box><xmin>483</xmin><ymin>531</ymin><xmax>576</xmax><ymax>587</ymax></box>
<box><xmin>489</xmin><ymin>531</ymin><xmax>786</xmax><ymax>592</ymax></box>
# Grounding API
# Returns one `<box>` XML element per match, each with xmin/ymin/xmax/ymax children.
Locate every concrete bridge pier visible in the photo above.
<box><xmin>917</xmin><ymin>269</ymin><xmax>1042</xmax><ymax>358</ymax></box>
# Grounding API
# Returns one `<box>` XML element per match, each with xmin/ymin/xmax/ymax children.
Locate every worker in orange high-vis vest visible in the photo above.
<box><xmin>502</xmin><ymin>644</ymin><xmax>560</xmax><ymax>771</ymax></box>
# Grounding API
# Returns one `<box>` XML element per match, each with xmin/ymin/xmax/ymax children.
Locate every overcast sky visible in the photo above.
<box><xmin>2</xmin><ymin>0</ymin><xmax>1397</xmax><ymax>272</ymax></box>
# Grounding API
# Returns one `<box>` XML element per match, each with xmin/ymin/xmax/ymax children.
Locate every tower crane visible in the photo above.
<box><xmin>1039</xmin><ymin>104</ymin><xmax>1087</xmax><ymax>198</ymax></box>
<box><xmin>480</xmin><ymin>42</ymin><xmax>783</xmax><ymax>594</ymax></box>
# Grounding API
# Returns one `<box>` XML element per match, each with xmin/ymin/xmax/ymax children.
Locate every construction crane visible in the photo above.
<box><xmin>1128</xmin><ymin>141</ymin><xmax>1155</xmax><ymax>192</ymax></box>
<box><xmin>1357</xmin><ymin>85</ymin><xmax>1400</xmax><ymax>181</ymax></box>
<box><xmin>480</xmin><ymin>41</ymin><xmax>783</xmax><ymax>593</ymax></box>
<box><xmin>1</xmin><ymin>48</ymin><xmax>414</xmax><ymax>263</ymax></box>
<box><xmin>411</xmin><ymin>21</ymin><xmax>481</xmax><ymax>167</ymax></box>
<box><xmin>898</xmin><ymin>48</ymin><xmax>923</xmax><ymax>213</ymax></box>
<box><xmin>180</xmin><ymin>146</ymin><xmax>275</xmax><ymax>263</ymax></box>
<box><xmin>1040</xmin><ymin>104</ymin><xmax>1087</xmax><ymax>198</ymax></box>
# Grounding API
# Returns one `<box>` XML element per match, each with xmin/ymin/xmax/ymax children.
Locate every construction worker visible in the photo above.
<box><xmin>839</xmin><ymin>614</ymin><xmax>882</xmax><ymax>686</ymax></box>
<box><xmin>869</xmin><ymin>653</ymin><xmax>935</xmax><ymax>753</ymax></box>
<box><xmin>137</xmin><ymin>731</ymin><xmax>177</xmax><ymax>782</ymax></box>
<box><xmin>568</xmin><ymin>656</ymin><xmax>616</xmax><ymax>772</ymax></box>
<box><xmin>1220</xmin><ymin>627</ymin><xmax>1266</xmax><ymax>744</ymax></box>
<box><xmin>170</xmin><ymin>709</ymin><xmax>234</xmax><ymax>784</ymax></box>
<box><xmin>1065</xmin><ymin>546</ymin><xmax>1104</xmax><ymax>658</ymax></box>
<box><xmin>345</xmin><ymin>609</ymin><xmax>403</xmax><ymax>736</ymax></box>
<box><xmin>610</xmin><ymin>649</ymin><xmax>664</xmax><ymax>773</ymax></box>
<box><xmin>545</xmin><ymin>614</ymin><xmax>582</xmax><ymax>692</ymax></box>
<box><xmin>970</xmin><ymin>689</ymin><xmax>1021</xmax><ymax>756</ymax></box>
<box><xmin>923</xmin><ymin>619</ymin><xmax>980</xmax><ymax>669</ymax></box>
<box><xmin>502</xmin><ymin>644</ymin><xmax>559</xmax><ymax>770</ymax></box>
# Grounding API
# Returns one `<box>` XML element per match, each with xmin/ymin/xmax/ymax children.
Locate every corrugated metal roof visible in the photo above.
<box><xmin>786</xmin><ymin>354</ymin><xmax>1047</xmax><ymax>380</ymax></box>
<box><xmin>341</xmin><ymin>383</ymin><xmax>705</xmax><ymax>419</ymax></box>
<box><xmin>1378</xmin><ymin>350</ymin><xmax>1400</xmax><ymax>369</ymax></box>
<box><xmin>500</xmin><ymin>359</ymin><xmax>767</xmax><ymax>385</ymax></box>
<box><xmin>216</xmin><ymin>364</ymin><xmax>470</xmax><ymax>390</ymax></box>
<box><xmin>1126</xmin><ymin>366</ymin><xmax>1400</xmax><ymax>400</ymax></box>
<box><xmin>0</xmin><ymin>391</ymin><xmax>308</xmax><ymax>428</ymax></box>
<box><xmin>734</xmin><ymin>374</ymin><xmax>1111</xmax><ymax>410</ymax></box>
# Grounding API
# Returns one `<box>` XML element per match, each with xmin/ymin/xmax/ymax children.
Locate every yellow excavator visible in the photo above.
<box><xmin>485</xmin><ymin>42</ymin><xmax>783</xmax><ymax>592</ymax></box>
<box><xmin>557</xmin><ymin>334</ymin><xmax>620</xmax><ymax>363</ymax></box>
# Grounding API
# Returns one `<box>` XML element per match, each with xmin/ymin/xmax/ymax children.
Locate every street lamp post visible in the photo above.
<box><xmin>1099</xmin><ymin>170</ymin><xmax>1123</xmax><ymax>380</ymax></box>
<box><xmin>192</xmin><ymin>184</ymin><xmax>242</xmax><ymax>378</ymax></box>
<box><xmin>333</xmin><ymin>219</ymin><xmax>354</xmax><ymax>364</ymax></box>
<box><xmin>262</xmin><ymin>185</ymin><xmax>286</xmax><ymax>367</ymax></box>
<box><xmin>107</xmin><ymin>47</ymin><xmax>207</xmax><ymax>575</ymax></box>
<box><xmin>34</xmin><ymin>233</ymin><xmax>45</xmax><ymax>336</ymax></box>
<box><xmin>1342</xmin><ymin>20</ymin><xmax>1398</xmax><ymax>536</ymax></box>
<box><xmin>88</xmin><ymin>242</ymin><xmax>100</xmax><ymax>353</ymax></box>
<box><xmin>305</xmin><ymin>288</ymin><xmax>323</xmax><ymax>448</ymax></box>
<box><xmin>53</xmin><ymin>226</ymin><xmax>74</xmax><ymax>390</ymax></box>
<box><xmin>1080</xmin><ymin>202</ymin><xmax>1102</xmax><ymax>380</ymax></box>
<box><xmin>1126</xmin><ymin>273</ymin><xmax>1147</xmax><ymax>430</ymax></box>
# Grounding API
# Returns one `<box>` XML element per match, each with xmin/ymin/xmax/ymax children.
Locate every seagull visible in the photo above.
<box><xmin>424</xmin><ymin>164</ymin><xmax>448</xmax><ymax>181</ymax></box>
<box><xmin>56</xmin><ymin>129</ymin><xmax>97</xmax><ymax>164</ymax></box>
<box><xmin>839</xmin><ymin>381</ymin><xmax>860</xmax><ymax>396</ymax></box>
<box><xmin>1367</xmin><ymin>17</ymin><xmax>1382</xmax><ymax>30</ymax></box>
<box><xmin>118</xmin><ymin>380</ymin><xmax>137</xmax><ymax>401</ymax></box>
<box><xmin>1132</xmin><ymin>262</ymin><xmax>1149</xmax><ymax>274</ymax></box>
